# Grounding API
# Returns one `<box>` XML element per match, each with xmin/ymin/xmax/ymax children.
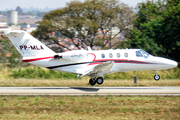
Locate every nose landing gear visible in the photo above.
<box><xmin>89</xmin><ymin>77</ymin><xmax>104</xmax><ymax>86</ymax></box>
<box><xmin>154</xmin><ymin>71</ymin><xmax>160</xmax><ymax>81</ymax></box>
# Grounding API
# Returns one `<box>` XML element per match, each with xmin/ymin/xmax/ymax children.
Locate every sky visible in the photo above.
<box><xmin>0</xmin><ymin>0</ymin><xmax>145</xmax><ymax>11</ymax></box>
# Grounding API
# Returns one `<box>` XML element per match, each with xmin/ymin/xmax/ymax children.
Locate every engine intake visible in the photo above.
<box><xmin>54</xmin><ymin>55</ymin><xmax>62</xmax><ymax>59</ymax></box>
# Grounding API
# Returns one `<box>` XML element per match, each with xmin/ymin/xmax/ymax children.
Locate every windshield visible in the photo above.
<box><xmin>140</xmin><ymin>50</ymin><xmax>150</xmax><ymax>58</ymax></box>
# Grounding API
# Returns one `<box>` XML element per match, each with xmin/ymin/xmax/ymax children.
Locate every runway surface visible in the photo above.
<box><xmin>0</xmin><ymin>87</ymin><xmax>180</xmax><ymax>95</ymax></box>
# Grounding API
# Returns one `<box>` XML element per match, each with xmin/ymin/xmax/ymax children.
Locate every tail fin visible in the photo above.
<box><xmin>4</xmin><ymin>30</ymin><xmax>56</xmax><ymax>57</ymax></box>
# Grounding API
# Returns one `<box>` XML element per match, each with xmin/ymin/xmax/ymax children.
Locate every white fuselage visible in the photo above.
<box><xmin>23</xmin><ymin>49</ymin><xmax>178</xmax><ymax>76</ymax></box>
<box><xmin>4</xmin><ymin>30</ymin><xmax>178</xmax><ymax>83</ymax></box>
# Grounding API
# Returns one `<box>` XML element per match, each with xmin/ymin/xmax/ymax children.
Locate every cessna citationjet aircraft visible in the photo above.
<box><xmin>4</xmin><ymin>30</ymin><xmax>178</xmax><ymax>85</ymax></box>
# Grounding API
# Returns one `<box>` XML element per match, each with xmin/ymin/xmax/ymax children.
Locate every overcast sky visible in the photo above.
<box><xmin>0</xmin><ymin>0</ymin><xmax>145</xmax><ymax>11</ymax></box>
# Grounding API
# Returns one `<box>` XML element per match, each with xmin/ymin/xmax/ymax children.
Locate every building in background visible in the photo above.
<box><xmin>15</xmin><ymin>6</ymin><xmax>23</xmax><ymax>15</ymax></box>
<box><xmin>7</xmin><ymin>11</ymin><xmax>18</xmax><ymax>25</ymax></box>
<box><xmin>0</xmin><ymin>22</ymin><xmax>7</xmax><ymax>27</ymax></box>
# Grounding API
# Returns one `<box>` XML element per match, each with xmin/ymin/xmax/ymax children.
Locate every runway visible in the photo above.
<box><xmin>0</xmin><ymin>87</ymin><xmax>180</xmax><ymax>95</ymax></box>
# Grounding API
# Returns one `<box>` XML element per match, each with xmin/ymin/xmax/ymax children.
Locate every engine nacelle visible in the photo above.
<box><xmin>61</xmin><ymin>50</ymin><xmax>88</xmax><ymax>62</ymax></box>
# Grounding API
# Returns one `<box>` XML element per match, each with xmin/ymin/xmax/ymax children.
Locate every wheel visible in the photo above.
<box><xmin>96</xmin><ymin>77</ymin><xmax>104</xmax><ymax>85</ymax></box>
<box><xmin>89</xmin><ymin>78</ymin><xmax>96</xmax><ymax>85</ymax></box>
<box><xmin>154</xmin><ymin>74</ymin><xmax>160</xmax><ymax>81</ymax></box>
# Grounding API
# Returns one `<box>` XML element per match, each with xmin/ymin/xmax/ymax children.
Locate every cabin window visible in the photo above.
<box><xmin>136</xmin><ymin>51</ymin><xmax>143</xmax><ymax>57</ymax></box>
<box><xmin>124</xmin><ymin>53</ymin><xmax>128</xmax><ymax>57</ymax></box>
<box><xmin>101</xmin><ymin>53</ymin><xmax>105</xmax><ymax>58</ymax></box>
<box><xmin>117</xmin><ymin>53</ymin><xmax>120</xmax><ymax>58</ymax></box>
<box><xmin>109</xmin><ymin>53</ymin><xmax>113</xmax><ymax>58</ymax></box>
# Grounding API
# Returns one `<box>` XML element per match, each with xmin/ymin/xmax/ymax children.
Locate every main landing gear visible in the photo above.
<box><xmin>89</xmin><ymin>77</ymin><xmax>104</xmax><ymax>86</ymax></box>
<box><xmin>154</xmin><ymin>71</ymin><xmax>160</xmax><ymax>81</ymax></box>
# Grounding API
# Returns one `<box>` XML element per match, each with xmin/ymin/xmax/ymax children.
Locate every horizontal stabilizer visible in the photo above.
<box><xmin>4</xmin><ymin>30</ymin><xmax>25</xmax><ymax>35</ymax></box>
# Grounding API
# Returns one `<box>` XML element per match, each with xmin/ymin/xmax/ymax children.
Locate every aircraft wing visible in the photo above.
<box><xmin>77</xmin><ymin>61</ymin><xmax>114</xmax><ymax>78</ymax></box>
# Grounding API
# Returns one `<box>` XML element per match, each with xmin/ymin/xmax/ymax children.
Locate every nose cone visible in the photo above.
<box><xmin>151</xmin><ymin>57</ymin><xmax>178</xmax><ymax>70</ymax></box>
<box><xmin>162</xmin><ymin>59</ymin><xmax>178</xmax><ymax>69</ymax></box>
<box><xmin>169</xmin><ymin>60</ymin><xmax>178</xmax><ymax>68</ymax></box>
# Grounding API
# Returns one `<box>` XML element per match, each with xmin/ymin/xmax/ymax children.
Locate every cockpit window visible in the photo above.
<box><xmin>136</xmin><ymin>50</ymin><xmax>150</xmax><ymax>58</ymax></box>
<box><xmin>136</xmin><ymin>51</ymin><xmax>143</xmax><ymax>57</ymax></box>
<box><xmin>140</xmin><ymin>50</ymin><xmax>150</xmax><ymax>58</ymax></box>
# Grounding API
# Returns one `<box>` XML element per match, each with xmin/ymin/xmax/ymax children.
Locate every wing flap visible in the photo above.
<box><xmin>77</xmin><ymin>61</ymin><xmax>114</xmax><ymax>78</ymax></box>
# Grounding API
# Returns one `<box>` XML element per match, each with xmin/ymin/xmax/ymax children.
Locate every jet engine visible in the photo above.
<box><xmin>54</xmin><ymin>50</ymin><xmax>88</xmax><ymax>62</ymax></box>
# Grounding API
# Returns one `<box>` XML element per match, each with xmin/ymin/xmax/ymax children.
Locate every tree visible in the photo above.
<box><xmin>0</xmin><ymin>39</ymin><xmax>29</xmax><ymax>67</ymax></box>
<box><xmin>32</xmin><ymin>0</ymin><xmax>135</xmax><ymax>51</ymax></box>
<box><xmin>127</xmin><ymin>0</ymin><xmax>180</xmax><ymax>63</ymax></box>
<box><xmin>18</xmin><ymin>22</ymin><xmax>27</xmax><ymax>25</ymax></box>
<box><xmin>36</xmin><ymin>12</ymin><xmax>46</xmax><ymax>17</ymax></box>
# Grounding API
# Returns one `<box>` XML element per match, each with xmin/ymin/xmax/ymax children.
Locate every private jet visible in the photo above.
<box><xmin>4</xmin><ymin>30</ymin><xmax>178</xmax><ymax>85</ymax></box>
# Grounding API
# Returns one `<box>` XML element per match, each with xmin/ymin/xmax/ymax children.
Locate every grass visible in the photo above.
<box><xmin>1</xmin><ymin>66</ymin><xmax>180</xmax><ymax>80</ymax></box>
<box><xmin>0</xmin><ymin>67</ymin><xmax>10</xmax><ymax>79</ymax></box>
<box><xmin>0</xmin><ymin>66</ymin><xmax>180</xmax><ymax>87</ymax></box>
<box><xmin>0</xmin><ymin>79</ymin><xmax>180</xmax><ymax>87</ymax></box>
<box><xmin>0</xmin><ymin>95</ymin><xmax>179</xmax><ymax>120</ymax></box>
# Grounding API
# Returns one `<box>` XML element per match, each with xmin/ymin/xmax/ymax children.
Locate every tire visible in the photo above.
<box><xmin>96</xmin><ymin>77</ymin><xmax>104</xmax><ymax>85</ymax></box>
<box><xmin>154</xmin><ymin>74</ymin><xmax>160</xmax><ymax>81</ymax></box>
<box><xmin>89</xmin><ymin>78</ymin><xmax>96</xmax><ymax>85</ymax></box>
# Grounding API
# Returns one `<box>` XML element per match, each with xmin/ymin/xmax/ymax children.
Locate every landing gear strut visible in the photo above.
<box><xmin>154</xmin><ymin>71</ymin><xmax>160</xmax><ymax>81</ymax></box>
<box><xmin>89</xmin><ymin>77</ymin><xmax>104</xmax><ymax>85</ymax></box>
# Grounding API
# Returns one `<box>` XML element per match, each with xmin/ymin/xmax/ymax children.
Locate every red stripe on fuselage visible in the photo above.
<box><xmin>87</xmin><ymin>59</ymin><xmax>152</xmax><ymax>65</ymax></box>
<box><xmin>93</xmin><ymin>59</ymin><xmax>128</xmax><ymax>62</ymax></box>
<box><xmin>88</xmin><ymin>53</ymin><xmax>96</xmax><ymax>61</ymax></box>
<box><xmin>22</xmin><ymin>56</ymin><xmax>54</xmax><ymax>62</ymax></box>
<box><xmin>88</xmin><ymin>62</ymin><xmax>102</xmax><ymax>65</ymax></box>
<box><xmin>22</xmin><ymin>54</ymin><xmax>152</xmax><ymax>65</ymax></box>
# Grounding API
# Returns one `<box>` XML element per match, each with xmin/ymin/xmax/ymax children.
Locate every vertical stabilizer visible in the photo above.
<box><xmin>4</xmin><ymin>30</ymin><xmax>56</xmax><ymax>57</ymax></box>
